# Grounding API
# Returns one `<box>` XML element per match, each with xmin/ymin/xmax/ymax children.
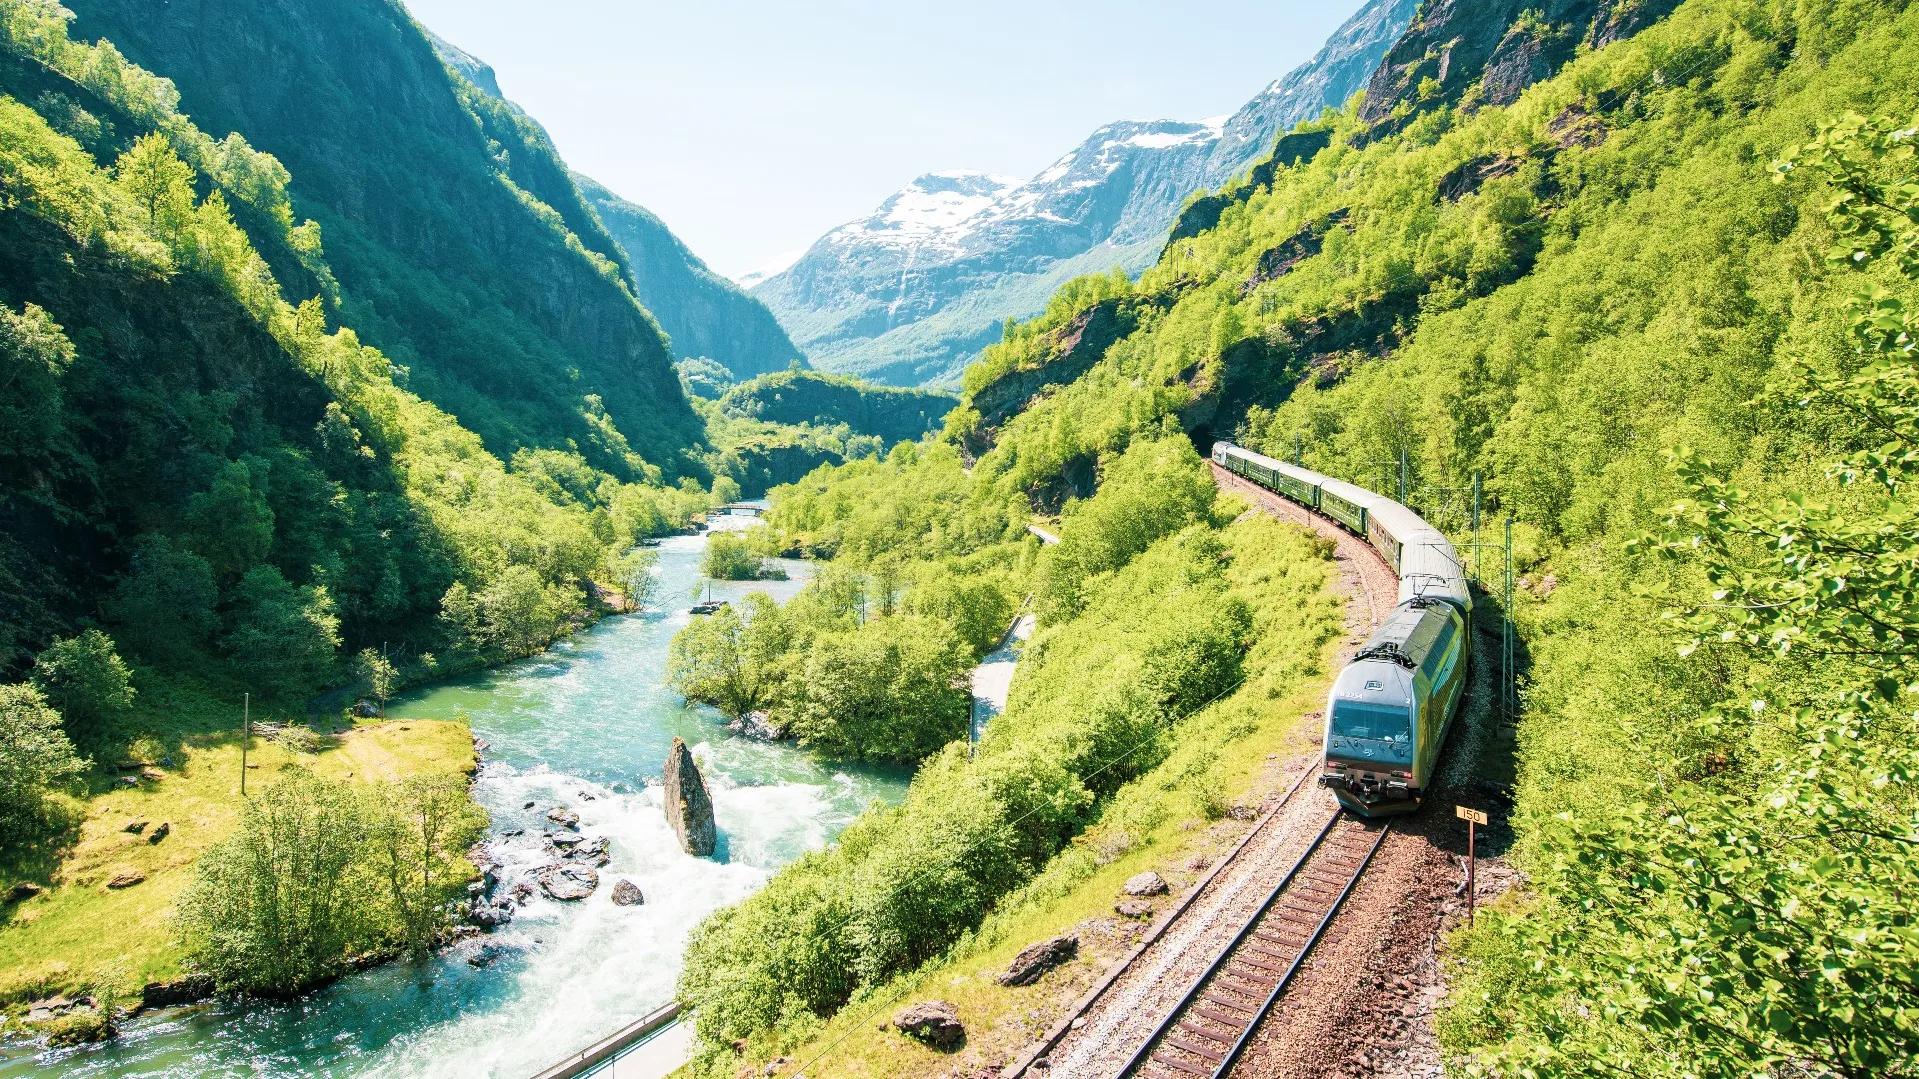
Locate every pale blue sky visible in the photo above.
<box><xmin>401</xmin><ymin>1</ymin><xmax>1361</xmax><ymax>279</ymax></box>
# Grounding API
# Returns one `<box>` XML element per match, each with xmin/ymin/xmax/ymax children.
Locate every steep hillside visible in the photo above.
<box><xmin>717</xmin><ymin>369</ymin><xmax>953</xmax><ymax>445</ymax></box>
<box><xmin>753</xmin><ymin>0</ymin><xmax>1416</xmax><ymax>387</ymax></box>
<box><xmin>574</xmin><ymin>173</ymin><xmax>807</xmax><ymax>378</ymax></box>
<box><xmin>0</xmin><ymin>0</ymin><xmax>720</xmax><ymax>1002</ymax></box>
<box><xmin>677</xmin><ymin>0</ymin><xmax>1919</xmax><ymax>1075</ymax></box>
<box><xmin>65</xmin><ymin>0</ymin><xmax>704</xmax><ymax>479</ymax></box>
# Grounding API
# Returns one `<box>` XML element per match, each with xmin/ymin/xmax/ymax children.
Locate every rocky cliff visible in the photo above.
<box><xmin>574</xmin><ymin>173</ymin><xmax>806</xmax><ymax>379</ymax></box>
<box><xmin>752</xmin><ymin>0</ymin><xmax>1418</xmax><ymax>388</ymax></box>
<box><xmin>66</xmin><ymin>0</ymin><xmax>703</xmax><ymax>477</ymax></box>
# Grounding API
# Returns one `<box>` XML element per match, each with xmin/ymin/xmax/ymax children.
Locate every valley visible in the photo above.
<box><xmin>3</xmin><ymin>0</ymin><xmax>1916</xmax><ymax>1077</ymax></box>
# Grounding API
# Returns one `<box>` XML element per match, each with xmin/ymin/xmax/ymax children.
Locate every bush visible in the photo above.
<box><xmin>783</xmin><ymin>617</ymin><xmax>971</xmax><ymax>762</ymax></box>
<box><xmin>0</xmin><ymin>683</ymin><xmax>87</xmax><ymax>843</ymax></box>
<box><xmin>29</xmin><ymin>630</ymin><xmax>135</xmax><ymax>746</ymax></box>
<box><xmin>702</xmin><ymin>533</ymin><xmax>763</xmax><ymax>580</ymax></box>
<box><xmin>666</xmin><ymin>594</ymin><xmax>789</xmax><ymax>719</ymax></box>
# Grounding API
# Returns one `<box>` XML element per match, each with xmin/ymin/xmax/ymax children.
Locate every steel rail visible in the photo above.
<box><xmin>1117</xmin><ymin>812</ymin><xmax>1390</xmax><ymax>1078</ymax></box>
<box><xmin>1213</xmin><ymin>820</ymin><xmax>1391</xmax><ymax>1076</ymax></box>
<box><xmin>1001</xmin><ymin>762</ymin><xmax>1320</xmax><ymax>1077</ymax></box>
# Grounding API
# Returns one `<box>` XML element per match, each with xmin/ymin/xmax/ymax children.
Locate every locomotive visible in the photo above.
<box><xmin>1211</xmin><ymin>442</ymin><xmax>1471</xmax><ymax>816</ymax></box>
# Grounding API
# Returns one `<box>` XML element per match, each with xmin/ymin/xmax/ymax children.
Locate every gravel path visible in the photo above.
<box><xmin>1004</xmin><ymin>467</ymin><xmax>1401</xmax><ymax>1078</ymax></box>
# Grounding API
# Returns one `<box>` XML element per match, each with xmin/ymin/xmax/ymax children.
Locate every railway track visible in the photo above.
<box><xmin>1117</xmin><ymin>811</ymin><xmax>1391</xmax><ymax>1078</ymax></box>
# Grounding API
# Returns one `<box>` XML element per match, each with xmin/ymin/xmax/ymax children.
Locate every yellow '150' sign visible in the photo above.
<box><xmin>1455</xmin><ymin>805</ymin><xmax>1488</xmax><ymax>826</ymax></box>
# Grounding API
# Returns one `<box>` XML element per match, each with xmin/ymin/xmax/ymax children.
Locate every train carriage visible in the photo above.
<box><xmin>1211</xmin><ymin>441</ymin><xmax>1471</xmax><ymax>815</ymax></box>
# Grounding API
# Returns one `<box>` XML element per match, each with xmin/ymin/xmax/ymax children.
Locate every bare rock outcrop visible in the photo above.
<box><xmin>663</xmin><ymin>737</ymin><xmax>717</xmax><ymax>857</ymax></box>
<box><xmin>997</xmin><ymin>935</ymin><xmax>1078</xmax><ymax>987</ymax></box>
<box><xmin>893</xmin><ymin>1000</ymin><xmax>965</xmax><ymax>1050</ymax></box>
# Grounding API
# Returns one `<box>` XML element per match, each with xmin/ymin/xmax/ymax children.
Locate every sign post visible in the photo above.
<box><xmin>1456</xmin><ymin>804</ymin><xmax>1488</xmax><ymax>924</ymax></box>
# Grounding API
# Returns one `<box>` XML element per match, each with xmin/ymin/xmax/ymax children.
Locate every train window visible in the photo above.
<box><xmin>1327</xmin><ymin>700</ymin><xmax>1413</xmax><ymax>764</ymax></box>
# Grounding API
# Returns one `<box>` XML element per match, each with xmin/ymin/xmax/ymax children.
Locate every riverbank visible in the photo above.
<box><xmin>0</xmin><ymin>523</ymin><xmax>908</xmax><ymax>1077</ymax></box>
<box><xmin>0</xmin><ymin>695</ymin><xmax>475</xmax><ymax>1021</ymax></box>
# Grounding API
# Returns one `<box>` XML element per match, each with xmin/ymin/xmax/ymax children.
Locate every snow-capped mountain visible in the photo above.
<box><xmin>753</xmin><ymin>0</ymin><xmax>1418</xmax><ymax>387</ymax></box>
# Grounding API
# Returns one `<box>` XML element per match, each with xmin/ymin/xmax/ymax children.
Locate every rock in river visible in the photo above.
<box><xmin>997</xmin><ymin>935</ymin><xmax>1077</xmax><ymax>986</ymax></box>
<box><xmin>663</xmin><ymin>737</ymin><xmax>717</xmax><ymax>857</ymax></box>
<box><xmin>546</xmin><ymin>805</ymin><xmax>580</xmax><ymax>830</ymax></box>
<box><xmin>536</xmin><ymin>865</ymin><xmax>599</xmax><ymax>901</ymax></box>
<box><xmin>611</xmin><ymin>879</ymin><xmax>644</xmax><ymax>906</ymax></box>
<box><xmin>893</xmin><ymin>1000</ymin><xmax>964</xmax><ymax>1051</ymax></box>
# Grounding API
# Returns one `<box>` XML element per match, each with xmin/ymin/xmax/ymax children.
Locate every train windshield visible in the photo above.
<box><xmin>1327</xmin><ymin>700</ymin><xmax>1413</xmax><ymax>764</ymax></box>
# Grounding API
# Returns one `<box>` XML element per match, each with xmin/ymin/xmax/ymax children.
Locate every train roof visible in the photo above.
<box><xmin>1216</xmin><ymin>442</ymin><xmax>1470</xmax><ymax>613</ymax></box>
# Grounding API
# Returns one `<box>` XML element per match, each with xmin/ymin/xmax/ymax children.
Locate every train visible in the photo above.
<box><xmin>1211</xmin><ymin>441</ymin><xmax>1471</xmax><ymax>816</ymax></box>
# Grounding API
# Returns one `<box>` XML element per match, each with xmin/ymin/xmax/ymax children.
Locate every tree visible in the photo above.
<box><xmin>702</xmin><ymin>533</ymin><xmax>762</xmax><ymax>580</ymax></box>
<box><xmin>785</xmin><ymin>617</ymin><xmax>971</xmax><ymax>762</ymax></box>
<box><xmin>184</xmin><ymin>458</ymin><xmax>275</xmax><ymax>578</ymax></box>
<box><xmin>0</xmin><ymin>684</ymin><xmax>87</xmax><ymax>841</ymax></box>
<box><xmin>475</xmin><ymin>564</ymin><xmax>570</xmax><ymax>657</ymax></box>
<box><xmin>222</xmin><ymin>566</ymin><xmax>340</xmax><ymax>702</ymax></box>
<box><xmin>352</xmin><ymin>648</ymin><xmax>395</xmax><ymax>715</ymax></box>
<box><xmin>607</xmin><ymin>547</ymin><xmax>659</xmax><ymax>612</ymax></box>
<box><xmin>906</xmin><ymin>575</ymin><xmax>1013</xmax><ymax>656</ymax></box>
<box><xmin>30</xmin><ymin>630</ymin><xmax>134</xmax><ymax>746</ymax></box>
<box><xmin>0</xmin><ymin>302</ymin><xmax>75</xmax><ymax>456</ymax></box>
<box><xmin>175</xmin><ymin>770</ymin><xmax>374</xmax><ymax>995</ymax></box>
<box><xmin>666</xmin><ymin>593</ymin><xmax>789</xmax><ymax>719</ymax></box>
<box><xmin>364</xmin><ymin>774</ymin><xmax>486</xmax><ymax>959</ymax></box>
<box><xmin>104</xmin><ymin>534</ymin><xmax>219</xmax><ymax>665</ymax></box>
<box><xmin>1460</xmin><ymin>112</ymin><xmax>1919</xmax><ymax>1079</ymax></box>
<box><xmin>112</xmin><ymin>132</ymin><xmax>196</xmax><ymax>244</ymax></box>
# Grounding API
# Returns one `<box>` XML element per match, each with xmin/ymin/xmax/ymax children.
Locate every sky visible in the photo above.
<box><xmin>401</xmin><ymin>1</ymin><xmax>1361</xmax><ymax>281</ymax></box>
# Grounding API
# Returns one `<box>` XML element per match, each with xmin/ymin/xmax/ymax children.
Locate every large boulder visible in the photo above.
<box><xmin>997</xmin><ymin>935</ymin><xmax>1078</xmax><ymax>987</ymax></box>
<box><xmin>663</xmin><ymin>737</ymin><xmax>717</xmax><ymax>857</ymax></box>
<box><xmin>893</xmin><ymin>1000</ymin><xmax>965</xmax><ymax>1051</ymax></box>
<box><xmin>611</xmin><ymin>879</ymin><xmax>645</xmax><ymax>906</ymax></box>
<box><xmin>1122</xmin><ymin>871</ymin><xmax>1168</xmax><ymax>897</ymax></box>
<box><xmin>537</xmin><ymin>865</ymin><xmax>599</xmax><ymax>901</ymax></box>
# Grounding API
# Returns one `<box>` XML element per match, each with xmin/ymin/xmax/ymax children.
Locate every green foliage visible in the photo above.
<box><xmin>363</xmin><ymin>773</ymin><xmax>486</xmax><ymax>961</ymax></box>
<box><xmin>175</xmin><ymin>767</ymin><xmax>484</xmax><ymax>995</ymax></box>
<box><xmin>680</xmin><ymin>468</ymin><xmax>1261</xmax><ymax>1056</ymax></box>
<box><xmin>717</xmin><ymin>369</ymin><xmax>955</xmax><ymax>445</ymax></box>
<box><xmin>29</xmin><ymin>630</ymin><xmax>134</xmax><ymax>746</ymax></box>
<box><xmin>0</xmin><ymin>9</ymin><xmax>714</xmax><ymax>713</ymax></box>
<box><xmin>352</xmin><ymin>648</ymin><xmax>395</xmax><ymax>712</ymax></box>
<box><xmin>220</xmin><ymin>567</ymin><xmax>340</xmax><ymax>703</ymax></box>
<box><xmin>666</xmin><ymin>594</ymin><xmax>790</xmax><ymax>720</ymax></box>
<box><xmin>1033</xmin><ymin>434</ymin><xmax>1220</xmax><ymax>620</ymax></box>
<box><xmin>175</xmin><ymin>770</ymin><xmax>370</xmax><ymax>996</ymax></box>
<box><xmin>702</xmin><ymin>532</ymin><xmax>764</xmax><ymax>581</ymax></box>
<box><xmin>784</xmin><ymin>616</ymin><xmax>971</xmax><ymax>762</ymax></box>
<box><xmin>1445</xmin><ymin>107</ymin><xmax>1919</xmax><ymax>1079</ymax></box>
<box><xmin>0</xmin><ymin>682</ymin><xmax>86</xmax><ymax>841</ymax></box>
<box><xmin>903</xmin><ymin>572</ymin><xmax>1013</xmax><ymax>656</ymax></box>
<box><xmin>606</xmin><ymin>546</ymin><xmax>659</xmax><ymax>612</ymax></box>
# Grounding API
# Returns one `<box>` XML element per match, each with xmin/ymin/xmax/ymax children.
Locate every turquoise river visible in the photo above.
<box><xmin>1</xmin><ymin>515</ymin><xmax>909</xmax><ymax>1078</ymax></box>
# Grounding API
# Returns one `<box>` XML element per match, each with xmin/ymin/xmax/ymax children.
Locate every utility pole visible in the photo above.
<box><xmin>1503</xmin><ymin>516</ymin><xmax>1515</xmax><ymax>724</ymax></box>
<box><xmin>1294</xmin><ymin>434</ymin><xmax>1303</xmax><ymax>466</ymax></box>
<box><xmin>1398</xmin><ymin>446</ymin><xmax>1410</xmax><ymax>506</ymax></box>
<box><xmin>240</xmin><ymin>692</ymin><xmax>250</xmax><ymax>796</ymax></box>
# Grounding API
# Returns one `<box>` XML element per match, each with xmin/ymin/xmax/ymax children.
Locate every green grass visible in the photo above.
<box><xmin>0</xmin><ymin>675</ymin><xmax>473</xmax><ymax>1010</ymax></box>
<box><xmin>707</xmin><ymin>511</ymin><xmax>1343</xmax><ymax>1076</ymax></box>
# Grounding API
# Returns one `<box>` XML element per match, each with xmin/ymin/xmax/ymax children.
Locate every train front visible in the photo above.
<box><xmin>1319</xmin><ymin>658</ymin><xmax>1422</xmax><ymax>815</ymax></box>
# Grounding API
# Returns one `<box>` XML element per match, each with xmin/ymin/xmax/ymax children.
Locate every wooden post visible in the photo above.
<box><xmin>240</xmin><ymin>692</ymin><xmax>250</xmax><ymax>796</ymax></box>
<box><xmin>1456</xmin><ymin>804</ymin><xmax>1487</xmax><ymax>925</ymax></box>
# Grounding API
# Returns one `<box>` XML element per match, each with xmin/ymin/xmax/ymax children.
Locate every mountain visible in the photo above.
<box><xmin>573</xmin><ymin>173</ymin><xmax>807</xmax><ymax>379</ymax></box>
<box><xmin>416</xmin><ymin>30</ymin><xmax>807</xmax><ymax>380</ymax></box>
<box><xmin>65</xmin><ymin>0</ymin><xmax>703</xmax><ymax>480</ymax></box>
<box><xmin>752</xmin><ymin>0</ymin><xmax>1418</xmax><ymax>387</ymax></box>
<box><xmin>687</xmin><ymin>1</ymin><xmax>1919</xmax><ymax>1074</ymax></box>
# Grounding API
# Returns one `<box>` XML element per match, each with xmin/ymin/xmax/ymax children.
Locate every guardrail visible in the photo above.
<box><xmin>528</xmin><ymin>1001</ymin><xmax>682</xmax><ymax>1079</ymax></box>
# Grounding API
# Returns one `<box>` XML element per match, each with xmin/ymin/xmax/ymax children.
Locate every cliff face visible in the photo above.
<box><xmin>573</xmin><ymin>173</ymin><xmax>806</xmax><ymax>379</ymax></box>
<box><xmin>1356</xmin><ymin>0</ymin><xmax>1683</xmax><ymax>127</ymax></box>
<box><xmin>66</xmin><ymin>0</ymin><xmax>703</xmax><ymax>477</ymax></box>
<box><xmin>752</xmin><ymin>0</ymin><xmax>1418</xmax><ymax>388</ymax></box>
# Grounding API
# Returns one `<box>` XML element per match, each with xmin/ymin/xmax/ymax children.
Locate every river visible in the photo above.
<box><xmin>3</xmin><ymin>514</ymin><xmax>909</xmax><ymax>1078</ymax></box>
